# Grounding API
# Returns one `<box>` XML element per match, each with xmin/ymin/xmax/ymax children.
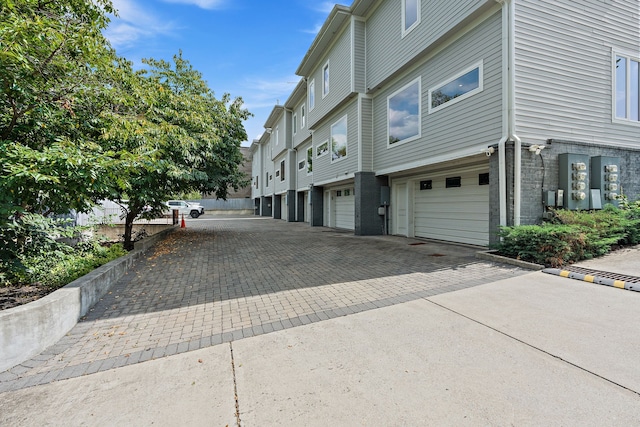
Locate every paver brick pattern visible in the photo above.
<box><xmin>0</xmin><ymin>216</ymin><xmax>528</xmax><ymax>391</ymax></box>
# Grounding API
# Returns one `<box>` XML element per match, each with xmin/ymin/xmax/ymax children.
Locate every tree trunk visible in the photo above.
<box><xmin>123</xmin><ymin>211</ymin><xmax>137</xmax><ymax>251</ymax></box>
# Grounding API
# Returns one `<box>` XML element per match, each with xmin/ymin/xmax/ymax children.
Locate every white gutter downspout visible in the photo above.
<box><xmin>508</xmin><ymin>0</ymin><xmax>522</xmax><ymax>226</ymax></box>
<box><xmin>496</xmin><ymin>0</ymin><xmax>509</xmax><ymax>227</ymax></box>
<box><xmin>497</xmin><ymin>0</ymin><xmax>521</xmax><ymax>227</ymax></box>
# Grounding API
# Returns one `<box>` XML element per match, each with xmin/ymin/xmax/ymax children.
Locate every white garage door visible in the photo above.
<box><xmin>334</xmin><ymin>188</ymin><xmax>355</xmax><ymax>230</ymax></box>
<box><xmin>413</xmin><ymin>167</ymin><xmax>489</xmax><ymax>246</ymax></box>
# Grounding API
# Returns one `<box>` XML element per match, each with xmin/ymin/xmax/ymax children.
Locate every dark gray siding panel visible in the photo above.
<box><xmin>372</xmin><ymin>11</ymin><xmax>503</xmax><ymax>172</ymax></box>
<box><xmin>514</xmin><ymin>0</ymin><xmax>640</xmax><ymax>148</ymax></box>
<box><xmin>366</xmin><ymin>0</ymin><xmax>489</xmax><ymax>90</ymax></box>
<box><xmin>359</xmin><ymin>96</ymin><xmax>374</xmax><ymax>172</ymax></box>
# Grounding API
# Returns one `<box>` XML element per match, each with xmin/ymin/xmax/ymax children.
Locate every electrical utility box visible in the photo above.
<box><xmin>591</xmin><ymin>156</ymin><xmax>621</xmax><ymax>207</ymax></box>
<box><xmin>558</xmin><ymin>153</ymin><xmax>590</xmax><ymax>210</ymax></box>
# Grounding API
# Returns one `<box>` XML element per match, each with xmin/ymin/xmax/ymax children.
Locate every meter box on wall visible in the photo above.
<box><xmin>558</xmin><ymin>153</ymin><xmax>590</xmax><ymax>210</ymax></box>
<box><xmin>591</xmin><ymin>156</ymin><xmax>620</xmax><ymax>207</ymax></box>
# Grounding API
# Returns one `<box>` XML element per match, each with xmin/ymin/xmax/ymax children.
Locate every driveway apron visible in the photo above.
<box><xmin>0</xmin><ymin>216</ymin><xmax>527</xmax><ymax>391</ymax></box>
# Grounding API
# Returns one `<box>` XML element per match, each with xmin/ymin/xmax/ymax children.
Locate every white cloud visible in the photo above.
<box><xmin>161</xmin><ymin>0</ymin><xmax>228</xmax><ymax>9</ymax></box>
<box><xmin>313</xmin><ymin>2</ymin><xmax>338</xmax><ymax>14</ymax></box>
<box><xmin>104</xmin><ymin>0</ymin><xmax>177</xmax><ymax>49</ymax></box>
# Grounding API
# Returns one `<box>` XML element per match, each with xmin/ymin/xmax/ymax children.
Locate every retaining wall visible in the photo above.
<box><xmin>0</xmin><ymin>227</ymin><xmax>175</xmax><ymax>372</ymax></box>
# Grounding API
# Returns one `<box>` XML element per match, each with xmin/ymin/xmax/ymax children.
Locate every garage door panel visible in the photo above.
<box><xmin>335</xmin><ymin>191</ymin><xmax>355</xmax><ymax>230</ymax></box>
<box><xmin>413</xmin><ymin>166</ymin><xmax>489</xmax><ymax>246</ymax></box>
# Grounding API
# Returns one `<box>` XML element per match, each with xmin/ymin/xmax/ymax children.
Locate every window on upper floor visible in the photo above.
<box><xmin>388</xmin><ymin>77</ymin><xmax>421</xmax><ymax>147</ymax></box>
<box><xmin>428</xmin><ymin>62</ymin><xmax>483</xmax><ymax>114</ymax></box>
<box><xmin>275</xmin><ymin>126</ymin><xmax>279</xmax><ymax>145</ymax></box>
<box><xmin>265</xmin><ymin>172</ymin><xmax>269</xmax><ymax>187</ymax></box>
<box><xmin>280</xmin><ymin>160</ymin><xmax>285</xmax><ymax>181</ymax></box>
<box><xmin>301</xmin><ymin>105</ymin><xmax>306</xmax><ymax>128</ymax></box>
<box><xmin>402</xmin><ymin>0</ymin><xmax>420</xmax><ymax>37</ymax></box>
<box><xmin>331</xmin><ymin>115</ymin><xmax>347</xmax><ymax>162</ymax></box>
<box><xmin>615</xmin><ymin>52</ymin><xmax>640</xmax><ymax>123</ymax></box>
<box><xmin>316</xmin><ymin>140</ymin><xmax>328</xmax><ymax>158</ymax></box>
<box><xmin>306</xmin><ymin>146</ymin><xmax>313</xmax><ymax>174</ymax></box>
<box><xmin>322</xmin><ymin>61</ymin><xmax>330</xmax><ymax>98</ymax></box>
<box><xmin>298</xmin><ymin>159</ymin><xmax>306</xmax><ymax>171</ymax></box>
<box><xmin>293</xmin><ymin>114</ymin><xmax>298</xmax><ymax>135</ymax></box>
<box><xmin>309</xmin><ymin>79</ymin><xmax>315</xmax><ymax>111</ymax></box>
<box><xmin>254</xmin><ymin>176</ymin><xmax>259</xmax><ymax>189</ymax></box>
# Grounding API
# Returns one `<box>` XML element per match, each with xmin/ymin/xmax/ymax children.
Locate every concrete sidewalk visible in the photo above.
<box><xmin>2</xmin><ymin>271</ymin><xmax>639</xmax><ymax>425</ymax></box>
<box><xmin>1</xmin><ymin>217</ymin><xmax>639</xmax><ymax>425</ymax></box>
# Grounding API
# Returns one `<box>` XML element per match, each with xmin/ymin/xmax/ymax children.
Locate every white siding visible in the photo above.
<box><xmin>514</xmin><ymin>0</ymin><xmax>640</xmax><ymax>147</ymax></box>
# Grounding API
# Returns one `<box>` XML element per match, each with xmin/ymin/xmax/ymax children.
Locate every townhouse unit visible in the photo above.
<box><xmin>251</xmin><ymin>0</ymin><xmax>640</xmax><ymax>246</ymax></box>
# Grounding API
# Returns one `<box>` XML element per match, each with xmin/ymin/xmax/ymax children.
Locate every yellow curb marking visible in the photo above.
<box><xmin>613</xmin><ymin>280</ymin><xmax>626</xmax><ymax>289</ymax></box>
<box><xmin>584</xmin><ymin>275</ymin><xmax>595</xmax><ymax>283</ymax></box>
<box><xmin>559</xmin><ymin>270</ymin><xmax>570</xmax><ymax>278</ymax></box>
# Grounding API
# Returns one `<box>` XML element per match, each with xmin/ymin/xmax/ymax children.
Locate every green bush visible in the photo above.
<box><xmin>1</xmin><ymin>213</ymin><xmax>127</xmax><ymax>288</ymax></box>
<box><xmin>495</xmin><ymin>200</ymin><xmax>640</xmax><ymax>267</ymax></box>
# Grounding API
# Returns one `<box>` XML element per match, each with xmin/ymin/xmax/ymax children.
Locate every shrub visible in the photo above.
<box><xmin>495</xmin><ymin>200</ymin><xmax>640</xmax><ymax>267</ymax></box>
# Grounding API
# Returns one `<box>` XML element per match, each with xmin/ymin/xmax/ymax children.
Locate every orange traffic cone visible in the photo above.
<box><xmin>181</xmin><ymin>214</ymin><xmax>186</xmax><ymax>228</ymax></box>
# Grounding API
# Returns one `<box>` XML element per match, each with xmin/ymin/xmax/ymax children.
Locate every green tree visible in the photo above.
<box><xmin>0</xmin><ymin>0</ymin><xmax>118</xmax><ymax>217</ymax></box>
<box><xmin>102</xmin><ymin>52</ymin><xmax>250</xmax><ymax>249</ymax></box>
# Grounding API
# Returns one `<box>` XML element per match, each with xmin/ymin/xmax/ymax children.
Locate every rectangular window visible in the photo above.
<box><xmin>265</xmin><ymin>172</ymin><xmax>269</xmax><ymax>187</ymax></box>
<box><xmin>280</xmin><ymin>160</ymin><xmax>285</xmax><ymax>181</ymax></box>
<box><xmin>309</xmin><ymin>79</ymin><xmax>315</xmax><ymax>111</ymax></box>
<box><xmin>446</xmin><ymin>177</ymin><xmax>462</xmax><ymax>188</ymax></box>
<box><xmin>420</xmin><ymin>180</ymin><xmax>432</xmax><ymax>190</ymax></box>
<box><xmin>429</xmin><ymin>62</ymin><xmax>483</xmax><ymax>113</ymax></box>
<box><xmin>322</xmin><ymin>61</ymin><xmax>330</xmax><ymax>97</ymax></box>
<box><xmin>331</xmin><ymin>115</ymin><xmax>347</xmax><ymax>162</ymax></box>
<box><xmin>307</xmin><ymin>146</ymin><xmax>313</xmax><ymax>173</ymax></box>
<box><xmin>255</xmin><ymin>176</ymin><xmax>259</xmax><ymax>189</ymax></box>
<box><xmin>301</xmin><ymin>105</ymin><xmax>306</xmax><ymax>128</ymax></box>
<box><xmin>316</xmin><ymin>140</ymin><xmax>329</xmax><ymax>158</ymax></box>
<box><xmin>275</xmin><ymin>126</ymin><xmax>279</xmax><ymax>145</ymax></box>
<box><xmin>293</xmin><ymin>114</ymin><xmax>297</xmax><ymax>135</ymax></box>
<box><xmin>298</xmin><ymin>159</ymin><xmax>305</xmax><ymax>171</ymax></box>
<box><xmin>388</xmin><ymin>77</ymin><xmax>421</xmax><ymax>146</ymax></box>
<box><xmin>402</xmin><ymin>0</ymin><xmax>420</xmax><ymax>36</ymax></box>
<box><xmin>615</xmin><ymin>53</ymin><xmax>640</xmax><ymax>123</ymax></box>
<box><xmin>275</xmin><ymin>170</ymin><xmax>280</xmax><ymax>178</ymax></box>
<box><xmin>479</xmin><ymin>173</ymin><xmax>490</xmax><ymax>186</ymax></box>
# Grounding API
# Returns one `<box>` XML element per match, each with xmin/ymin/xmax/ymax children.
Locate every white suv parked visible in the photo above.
<box><xmin>165</xmin><ymin>200</ymin><xmax>205</xmax><ymax>218</ymax></box>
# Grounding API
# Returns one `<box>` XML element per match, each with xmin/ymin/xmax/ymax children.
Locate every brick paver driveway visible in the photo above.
<box><xmin>1</xmin><ymin>216</ymin><xmax>528</xmax><ymax>391</ymax></box>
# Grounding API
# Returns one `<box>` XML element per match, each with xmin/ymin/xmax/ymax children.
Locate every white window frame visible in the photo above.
<box><xmin>322</xmin><ymin>61</ymin><xmax>330</xmax><ymax>98</ymax></box>
<box><xmin>275</xmin><ymin>170</ymin><xmax>280</xmax><ymax>179</ymax></box>
<box><xmin>265</xmin><ymin>172</ymin><xmax>270</xmax><ymax>188</ymax></box>
<box><xmin>308</xmin><ymin>79</ymin><xmax>315</xmax><ymax>111</ymax></box>
<box><xmin>301</xmin><ymin>105</ymin><xmax>306</xmax><ymax>128</ymax></box>
<box><xmin>387</xmin><ymin>77</ymin><xmax>421</xmax><ymax>148</ymax></box>
<box><xmin>279</xmin><ymin>159</ymin><xmax>285</xmax><ymax>182</ymax></box>
<box><xmin>613</xmin><ymin>49</ymin><xmax>640</xmax><ymax>125</ymax></box>
<box><xmin>306</xmin><ymin>146</ymin><xmax>313</xmax><ymax>175</ymax></box>
<box><xmin>298</xmin><ymin>159</ymin><xmax>306</xmax><ymax>171</ymax></box>
<box><xmin>293</xmin><ymin>113</ymin><xmax>298</xmax><ymax>135</ymax></box>
<box><xmin>275</xmin><ymin>126</ymin><xmax>279</xmax><ymax>146</ymax></box>
<box><xmin>316</xmin><ymin>140</ymin><xmax>329</xmax><ymax>158</ymax></box>
<box><xmin>402</xmin><ymin>0</ymin><xmax>421</xmax><ymax>37</ymax></box>
<box><xmin>330</xmin><ymin>115</ymin><xmax>348</xmax><ymax>163</ymax></box>
<box><xmin>428</xmin><ymin>61</ymin><xmax>484</xmax><ymax>114</ymax></box>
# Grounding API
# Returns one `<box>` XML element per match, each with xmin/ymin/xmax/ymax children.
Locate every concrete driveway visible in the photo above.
<box><xmin>1</xmin><ymin>216</ymin><xmax>639</xmax><ymax>426</ymax></box>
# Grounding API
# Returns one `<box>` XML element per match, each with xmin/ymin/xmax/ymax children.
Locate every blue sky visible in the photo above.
<box><xmin>104</xmin><ymin>0</ymin><xmax>340</xmax><ymax>146</ymax></box>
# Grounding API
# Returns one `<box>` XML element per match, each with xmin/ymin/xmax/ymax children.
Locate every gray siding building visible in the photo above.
<box><xmin>251</xmin><ymin>0</ymin><xmax>640</xmax><ymax>246</ymax></box>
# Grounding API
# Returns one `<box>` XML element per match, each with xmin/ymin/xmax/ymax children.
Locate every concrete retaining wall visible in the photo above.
<box><xmin>0</xmin><ymin>227</ymin><xmax>175</xmax><ymax>372</ymax></box>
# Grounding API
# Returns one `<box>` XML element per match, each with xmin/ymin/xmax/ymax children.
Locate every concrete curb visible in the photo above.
<box><xmin>0</xmin><ymin>227</ymin><xmax>175</xmax><ymax>372</ymax></box>
<box><xmin>475</xmin><ymin>250</ymin><xmax>545</xmax><ymax>271</ymax></box>
<box><xmin>542</xmin><ymin>268</ymin><xmax>640</xmax><ymax>292</ymax></box>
